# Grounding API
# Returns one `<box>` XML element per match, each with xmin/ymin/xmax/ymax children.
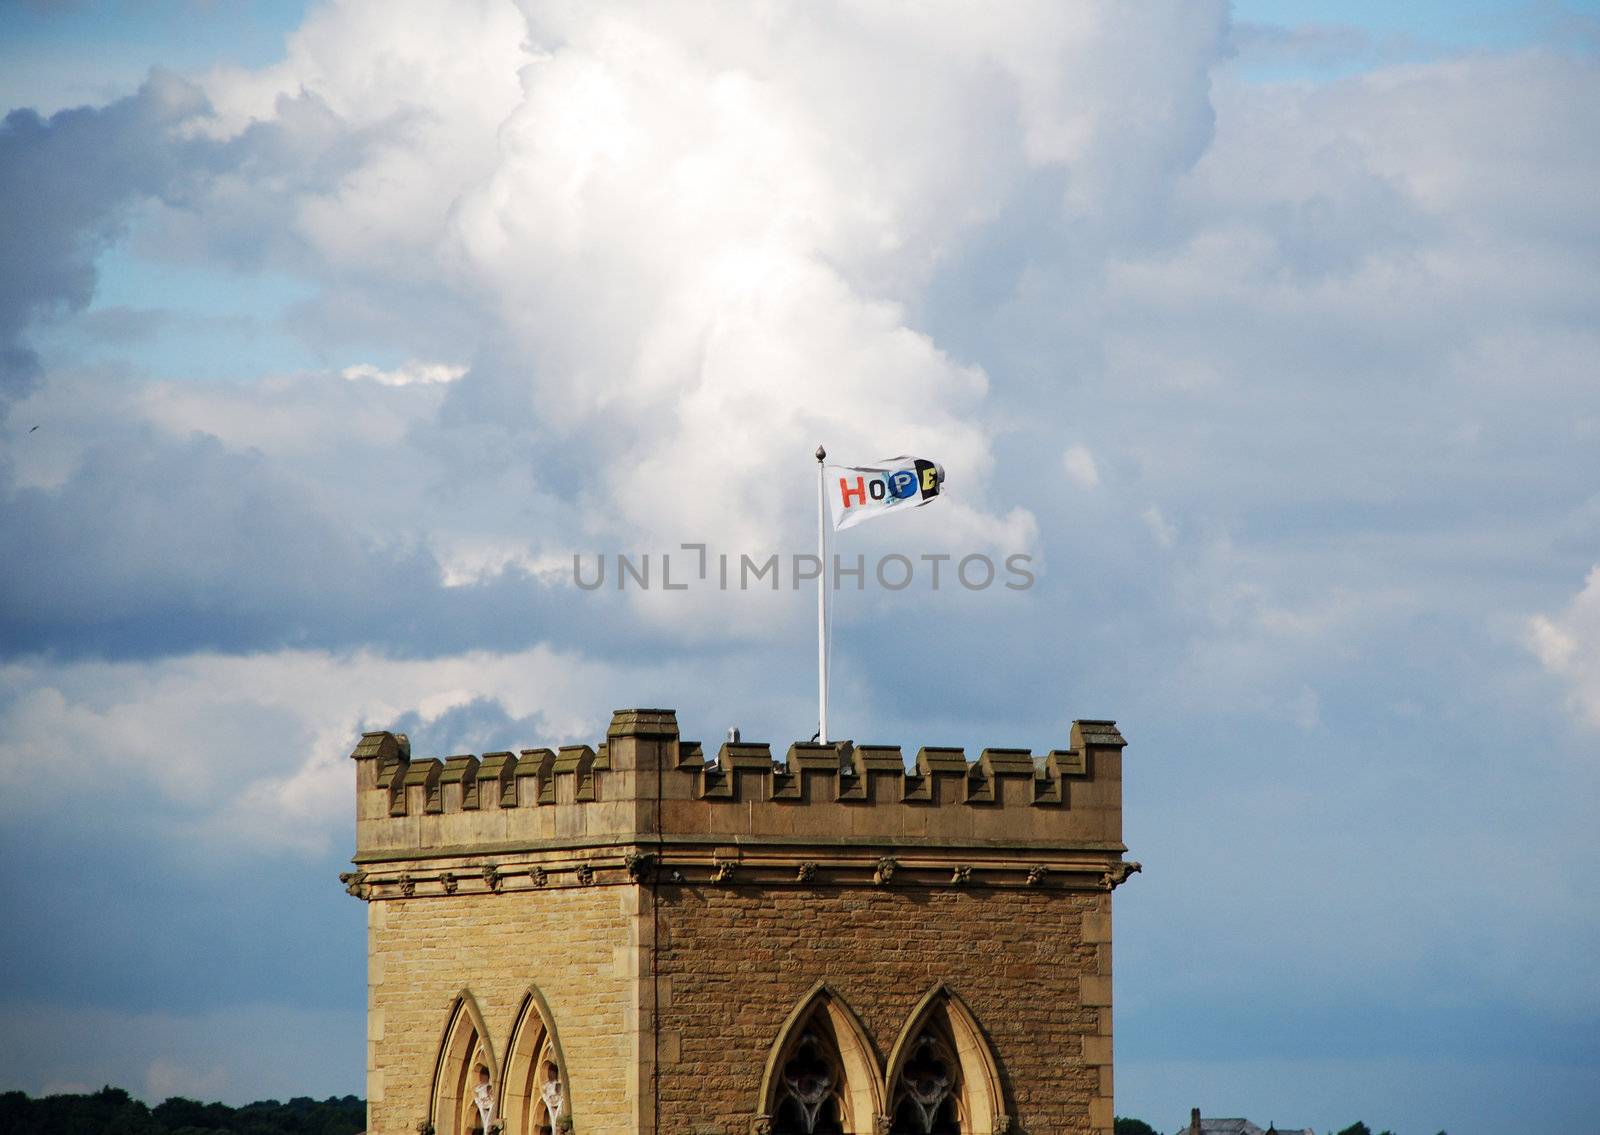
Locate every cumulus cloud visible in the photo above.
<box><xmin>3</xmin><ymin>3</ymin><xmax>1600</xmax><ymax>1124</ymax></box>
<box><xmin>0</xmin><ymin>645</ymin><xmax>645</xmax><ymax>853</ymax></box>
<box><xmin>1062</xmin><ymin>444</ymin><xmax>1100</xmax><ymax>488</ymax></box>
<box><xmin>1528</xmin><ymin>565</ymin><xmax>1600</xmax><ymax>729</ymax></box>
<box><xmin>340</xmin><ymin>359</ymin><xmax>466</xmax><ymax>386</ymax></box>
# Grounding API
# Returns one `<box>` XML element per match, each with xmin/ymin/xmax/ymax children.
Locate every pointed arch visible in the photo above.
<box><xmin>499</xmin><ymin>985</ymin><xmax>573</xmax><ymax>1135</ymax></box>
<box><xmin>430</xmin><ymin>990</ymin><xmax>499</xmax><ymax>1135</ymax></box>
<box><xmin>757</xmin><ymin>981</ymin><xmax>885</xmax><ymax>1134</ymax></box>
<box><xmin>883</xmin><ymin>985</ymin><xmax>1005</xmax><ymax>1135</ymax></box>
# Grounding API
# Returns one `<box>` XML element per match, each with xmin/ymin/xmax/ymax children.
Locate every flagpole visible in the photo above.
<box><xmin>815</xmin><ymin>444</ymin><xmax>829</xmax><ymax>744</ymax></box>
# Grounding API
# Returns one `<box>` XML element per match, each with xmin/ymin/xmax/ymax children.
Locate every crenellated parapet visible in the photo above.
<box><xmin>346</xmin><ymin>708</ymin><xmax>1133</xmax><ymax>901</ymax></box>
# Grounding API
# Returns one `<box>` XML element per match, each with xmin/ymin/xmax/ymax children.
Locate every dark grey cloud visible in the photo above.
<box><xmin>0</xmin><ymin>419</ymin><xmax>723</xmax><ymax>662</ymax></box>
<box><xmin>386</xmin><ymin>696</ymin><xmax>554</xmax><ymax>760</ymax></box>
<box><xmin>0</xmin><ymin>71</ymin><xmax>218</xmax><ymax>416</ymax></box>
<box><xmin>1</xmin><ymin>7</ymin><xmax>1598</xmax><ymax>1130</ymax></box>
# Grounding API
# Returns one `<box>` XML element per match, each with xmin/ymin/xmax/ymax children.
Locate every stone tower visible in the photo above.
<box><xmin>344</xmin><ymin>709</ymin><xmax>1137</xmax><ymax>1135</ymax></box>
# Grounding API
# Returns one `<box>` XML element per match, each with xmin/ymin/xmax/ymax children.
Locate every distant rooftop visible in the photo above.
<box><xmin>1179</xmin><ymin>1110</ymin><xmax>1316</xmax><ymax>1135</ymax></box>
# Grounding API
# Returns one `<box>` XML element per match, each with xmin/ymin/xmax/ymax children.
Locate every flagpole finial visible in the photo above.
<box><xmin>815</xmin><ymin>444</ymin><xmax>826</xmax><ymax>462</ymax></box>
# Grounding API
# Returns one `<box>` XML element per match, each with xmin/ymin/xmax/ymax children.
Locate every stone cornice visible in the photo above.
<box><xmin>341</xmin><ymin>844</ymin><xmax>1140</xmax><ymax>902</ymax></box>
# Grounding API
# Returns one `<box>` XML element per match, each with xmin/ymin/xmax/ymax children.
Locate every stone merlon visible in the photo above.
<box><xmin>347</xmin><ymin>709</ymin><xmax>1133</xmax><ymax>898</ymax></box>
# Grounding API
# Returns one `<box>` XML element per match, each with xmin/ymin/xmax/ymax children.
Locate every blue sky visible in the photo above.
<box><xmin>1</xmin><ymin>3</ymin><xmax>1597</xmax><ymax>1133</ymax></box>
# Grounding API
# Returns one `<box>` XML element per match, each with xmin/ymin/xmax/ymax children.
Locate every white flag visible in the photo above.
<box><xmin>826</xmin><ymin>456</ymin><xmax>945</xmax><ymax>531</ymax></box>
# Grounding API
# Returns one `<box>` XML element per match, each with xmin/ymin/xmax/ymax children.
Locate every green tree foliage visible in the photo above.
<box><xmin>0</xmin><ymin>1088</ymin><xmax>364</xmax><ymax>1135</ymax></box>
<box><xmin>1335</xmin><ymin>1125</ymin><xmax>1373</xmax><ymax>1135</ymax></box>
<box><xmin>1115</xmin><ymin>1119</ymin><xmax>1161</xmax><ymax>1135</ymax></box>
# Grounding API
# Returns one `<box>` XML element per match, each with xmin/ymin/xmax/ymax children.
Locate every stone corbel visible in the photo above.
<box><xmin>1101</xmin><ymin>860</ymin><xmax>1142</xmax><ymax>891</ymax></box>
<box><xmin>624</xmin><ymin>850</ymin><xmax>655</xmax><ymax>883</ymax></box>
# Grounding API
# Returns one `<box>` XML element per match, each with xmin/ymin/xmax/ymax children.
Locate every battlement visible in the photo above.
<box><xmin>346</xmin><ymin>708</ymin><xmax>1131</xmax><ymax>900</ymax></box>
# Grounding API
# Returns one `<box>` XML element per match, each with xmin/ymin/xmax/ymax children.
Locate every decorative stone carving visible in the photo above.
<box><xmin>574</xmin><ymin>863</ymin><xmax>595</xmax><ymax>886</ymax></box>
<box><xmin>339</xmin><ymin>871</ymin><xmax>366</xmax><ymax>899</ymax></box>
<box><xmin>1101</xmin><ymin>860</ymin><xmax>1142</xmax><ymax>891</ymax></box>
<box><xmin>994</xmin><ymin>1115</ymin><xmax>1014</xmax><ymax>1133</ymax></box>
<box><xmin>749</xmin><ymin>1116</ymin><xmax>773</xmax><ymax>1135</ymax></box>
<box><xmin>415</xmin><ymin>1120</ymin><xmax>434</xmax><ymax>1135</ymax></box>
<box><xmin>711</xmin><ymin>860</ymin><xmax>736</xmax><ymax>884</ymax></box>
<box><xmin>950</xmin><ymin>864</ymin><xmax>972</xmax><ymax>886</ymax></box>
<box><xmin>397</xmin><ymin>873</ymin><xmax>416</xmax><ymax>897</ymax></box>
<box><xmin>874</xmin><ymin>1115</ymin><xmax>892</xmax><ymax>1135</ymax></box>
<box><xmin>482</xmin><ymin>864</ymin><xmax>502</xmax><ymax>893</ymax></box>
<box><xmin>874</xmin><ymin>856</ymin><xmax>898</xmax><ymax>885</ymax></box>
<box><xmin>624</xmin><ymin>850</ymin><xmax>655</xmax><ymax>883</ymax></box>
<box><xmin>1025</xmin><ymin>864</ymin><xmax>1049</xmax><ymax>887</ymax></box>
<box><xmin>540</xmin><ymin>1078</ymin><xmax>564</xmax><ymax>1129</ymax></box>
<box><xmin>897</xmin><ymin>1031</ymin><xmax>956</xmax><ymax>1132</ymax></box>
<box><xmin>439</xmin><ymin>872</ymin><xmax>458</xmax><ymax>895</ymax></box>
<box><xmin>530</xmin><ymin>865</ymin><xmax>548</xmax><ymax>887</ymax></box>
<box><xmin>795</xmin><ymin>860</ymin><xmax>818</xmax><ymax>883</ymax></box>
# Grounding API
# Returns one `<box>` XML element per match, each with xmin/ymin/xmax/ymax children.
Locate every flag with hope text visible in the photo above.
<box><xmin>826</xmin><ymin>456</ymin><xmax>946</xmax><ymax>531</ymax></box>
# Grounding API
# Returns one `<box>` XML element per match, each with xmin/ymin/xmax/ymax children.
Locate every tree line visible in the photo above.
<box><xmin>1117</xmin><ymin>1117</ymin><xmax>1446</xmax><ymax>1135</ymax></box>
<box><xmin>0</xmin><ymin>1087</ymin><xmax>365</xmax><ymax>1135</ymax></box>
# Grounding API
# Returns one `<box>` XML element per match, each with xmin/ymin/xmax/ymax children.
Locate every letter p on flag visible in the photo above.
<box><xmin>826</xmin><ymin>456</ymin><xmax>945</xmax><ymax>531</ymax></box>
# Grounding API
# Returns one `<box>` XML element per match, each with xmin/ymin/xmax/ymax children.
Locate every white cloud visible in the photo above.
<box><xmin>1528</xmin><ymin>565</ymin><xmax>1600</xmax><ymax>730</ymax></box>
<box><xmin>159</xmin><ymin>1</ymin><xmax>1238</xmax><ymax>570</ymax></box>
<box><xmin>1062</xmin><ymin>444</ymin><xmax>1100</xmax><ymax>488</ymax></box>
<box><xmin>1142</xmin><ymin>505</ymin><xmax>1177</xmax><ymax>548</ymax></box>
<box><xmin>0</xmin><ymin>646</ymin><xmax>640</xmax><ymax>853</ymax></box>
<box><xmin>340</xmin><ymin>360</ymin><xmax>466</xmax><ymax>386</ymax></box>
<box><xmin>6</xmin><ymin>6</ymin><xmax>1600</xmax><ymax>1121</ymax></box>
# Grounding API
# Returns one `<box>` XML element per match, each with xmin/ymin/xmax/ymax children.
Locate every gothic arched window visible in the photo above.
<box><xmin>885</xmin><ymin>986</ymin><xmax>1006</xmax><ymax>1135</ymax></box>
<box><xmin>430</xmin><ymin>992</ymin><xmax>499</xmax><ymax>1135</ymax></box>
<box><xmin>758</xmin><ymin>983</ymin><xmax>884</xmax><ymax>1135</ymax></box>
<box><xmin>501</xmin><ymin>988</ymin><xmax>571</xmax><ymax>1135</ymax></box>
<box><xmin>772</xmin><ymin>1029</ymin><xmax>846</xmax><ymax>1134</ymax></box>
<box><xmin>888</xmin><ymin>1026</ymin><xmax>961</xmax><ymax>1134</ymax></box>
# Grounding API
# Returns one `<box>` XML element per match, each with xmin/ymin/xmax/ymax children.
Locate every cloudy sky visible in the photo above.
<box><xmin>1</xmin><ymin>1</ymin><xmax>1597</xmax><ymax>1131</ymax></box>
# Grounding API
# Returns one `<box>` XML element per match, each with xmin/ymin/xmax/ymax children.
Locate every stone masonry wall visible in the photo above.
<box><xmin>351</xmin><ymin>710</ymin><xmax>1131</xmax><ymax>1135</ymax></box>
<box><xmin>366</xmin><ymin>885</ymin><xmax>638</xmax><ymax>1135</ymax></box>
<box><xmin>652</xmin><ymin>885</ymin><xmax>1114</xmax><ymax>1135</ymax></box>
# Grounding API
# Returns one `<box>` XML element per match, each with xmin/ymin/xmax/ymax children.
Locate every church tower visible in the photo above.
<box><xmin>344</xmin><ymin>708</ymin><xmax>1136</xmax><ymax>1135</ymax></box>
